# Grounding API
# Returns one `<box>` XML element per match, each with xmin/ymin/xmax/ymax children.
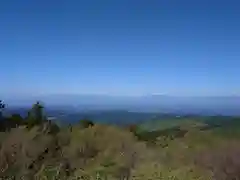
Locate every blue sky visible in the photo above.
<box><xmin>1</xmin><ymin>0</ymin><xmax>240</xmax><ymax>96</ymax></box>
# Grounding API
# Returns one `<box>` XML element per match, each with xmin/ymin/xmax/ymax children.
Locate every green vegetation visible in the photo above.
<box><xmin>79</xmin><ymin>118</ymin><xmax>95</xmax><ymax>129</ymax></box>
<box><xmin>1</xmin><ymin>100</ymin><xmax>240</xmax><ymax>179</ymax></box>
<box><xmin>25</xmin><ymin>101</ymin><xmax>46</xmax><ymax>129</ymax></box>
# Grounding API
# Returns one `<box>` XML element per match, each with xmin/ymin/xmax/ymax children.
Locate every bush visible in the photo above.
<box><xmin>79</xmin><ymin>119</ymin><xmax>94</xmax><ymax>129</ymax></box>
<box><xmin>0</xmin><ymin>127</ymin><xmax>63</xmax><ymax>178</ymax></box>
<box><xmin>41</xmin><ymin>120</ymin><xmax>60</xmax><ymax>135</ymax></box>
<box><xmin>8</xmin><ymin>114</ymin><xmax>24</xmax><ymax>126</ymax></box>
<box><xmin>127</xmin><ymin>124</ymin><xmax>138</xmax><ymax>134</ymax></box>
<box><xmin>65</xmin><ymin>124</ymin><xmax>143</xmax><ymax>179</ymax></box>
<box><xmin>195</xmin><ymin>141</ymin><xmax>240</xmax><ymax>180</ymax></box>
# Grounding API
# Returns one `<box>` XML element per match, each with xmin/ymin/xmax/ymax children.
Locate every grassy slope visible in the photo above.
<box><xmin>1</xmin><ymin>116</ymin><xmax>240</xmax><ymax>179</ymax></box>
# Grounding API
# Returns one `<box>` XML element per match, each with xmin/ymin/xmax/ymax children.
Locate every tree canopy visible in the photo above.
<box><xmin>26</xmin><ymin>101</ymin><xmax>46</xmax><ymax>129</ymax></box>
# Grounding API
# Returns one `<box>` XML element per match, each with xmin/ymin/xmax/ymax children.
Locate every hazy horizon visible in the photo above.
<box><xmin>3</xmin><ymin>94</ymin><xmax>240</xmax><ymax>115</ymax></box>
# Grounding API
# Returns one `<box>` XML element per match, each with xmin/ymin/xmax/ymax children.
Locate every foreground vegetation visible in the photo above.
<box><xmin>1</xmin><ymin>101</ymin><xmax>240</xmax><ymax>179</ymax></box>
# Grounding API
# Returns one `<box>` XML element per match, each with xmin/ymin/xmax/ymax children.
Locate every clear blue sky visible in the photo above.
<box><xmin>1</xmin><ymin>0</ymin><xmax>240</xmax><ymax>96</ymax></box>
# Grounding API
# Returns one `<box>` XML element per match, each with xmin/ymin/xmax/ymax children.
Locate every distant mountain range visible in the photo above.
<box><xmin>3</xmin><ymin>94</ymin><xmax>240</xmax><ymax>115</ymax></box>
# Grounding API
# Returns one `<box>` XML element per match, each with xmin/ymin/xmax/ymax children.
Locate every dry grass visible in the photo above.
<box><xmin>1</xmin><ymin>121</ymin><xmax>240</xmax><ymax>180</ymax></box>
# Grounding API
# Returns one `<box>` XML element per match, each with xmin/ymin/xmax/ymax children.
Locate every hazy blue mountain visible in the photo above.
<box><xmin>3</xmin><ymin>94</ymin><xmax>240</xmax><ymax>126</ymax></box>
<box><xmin>3</xmin><ymin>94</ymin><xmax>240</xmax><ymax>115</ymax></box>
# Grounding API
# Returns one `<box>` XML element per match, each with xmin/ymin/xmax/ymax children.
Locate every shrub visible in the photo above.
<box><xmin>7</xmin><ymin>114</ymin><xmax>24</xmax><ymax>127</ymax></box>
<box><xmin>195</xmin><ymin>141</ymin><xmax>240</xmax><ymax>180</ymax></box>
<box><xmin>65</xmin><ymin>124</ymin><xmax>143</xmax><ymax>179</ymax></box>
<box><xmin>41</xmin><ymin>120</ymin><xmax>60</xmax><ymax>135</ymax></box>
<box><xmin>127</xmin><ymin>124</ymin><xmax>138</xmax><ymax>134</ymax></box>
<box><xmin>79</xmin><ymin>119</ymin><xmax>94</xmax><ymax>129</ymax></box>
<box><xmin>0</xmin><ymin>127</ymin><xmax>63</xmax><ymax>178</ymax></box>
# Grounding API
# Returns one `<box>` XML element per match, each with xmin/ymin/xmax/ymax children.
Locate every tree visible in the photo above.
<box><xmin>26</xmin><ymin>101</ymin><xmax>46</xmax><ymax>129</ymax></box>
<box><xmin>0</xmin><ymin>100</ymin><xmax>6</xmax><ymax>130</ymax></box>
<box><xmin>0</xmin><ymin>100</ymin><xmax>5</xmax><ymax>119</ymax></box>
<box><xmin>32</xmin><ymin>101</ymin><xmax>44</xmax><ymax>123</ymax></box>
<box><xmin>8</xmin><ymin>114</ymin><xmax>24</xmax><ymax>127</ymax></box>
<box><xmin>0</xmin><ymin>100</ymin><xmax>5</xmax><ymax>109</ymax></box>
